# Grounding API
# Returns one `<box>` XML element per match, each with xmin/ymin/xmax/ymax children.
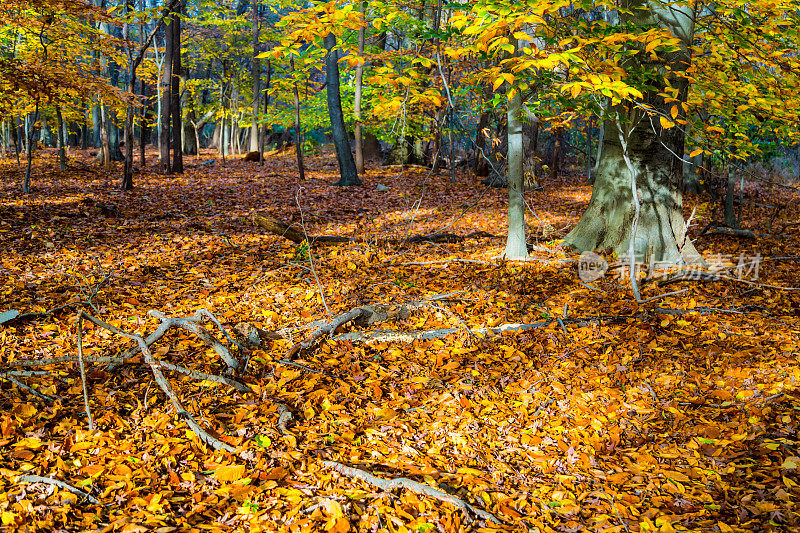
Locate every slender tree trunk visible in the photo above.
<box><xmin>260</xmin><ymin>60</ymin><xmax>272</xmax><ymax>164</ymax></box>
<box><xmin>22</xmin><ymin>105</ymin><xmax>39</xmax><ymax>193</ymax></box>
<box><xmin>289</xmin><ymin>57</ymin><xmax>305</xmax><ymax>181</ymax></box>
<box><xmin>324</xmin><ymin>33</ymin><xmax>360</xmax><ymax>186</ymax></box>
<box><xmin>353</xmin><ymin>1</ymin><xmax>365</xmax><ymax>174</ymax></box>
<box><xmin>11</xmin><ymin>117</ymin><xmax>20</xmax><ymax>166</ymax></box>
<box><xmin>55</xmin><ymin>106</ymin><xmax>66</xmax><ymax>171</ymax></box>
<box><xmin>140</xmin><ymin>81</ymin><xmax>150</xmax><ymax>167</ymax></box>
<box><xmin>170</xmin><ymin>7</ymin><xmax>183</xmax><ymax>173</ymax></box>
<box><xmin>724</xmin><ymin>165</ymin><xmax>738</xmax><ymax>228</ymax></box>
<box><xmin>100</xmin><ymin>105</ymin><xmax>111</xmax><ymax>168</ymax></box>
<box><xmin>81</xmin><ymin>102</ymin><xmax>89</xmax><ymax>150</ymax></box>
<box><xmin>503</xmin><ymin>75</ymin><xmax>528</xmax><ymax>260</ymax></box>
<box><xmin>160</xmin><ymin>18</ymin><xmax>174</xmax><ymax>173</ymax></box>
<box><xmin>250</xmin><ymin>0</ymin><xmax>261</xmax><ymax>152</ymax></box>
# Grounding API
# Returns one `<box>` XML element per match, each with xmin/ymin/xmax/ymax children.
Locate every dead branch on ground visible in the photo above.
<box><xmin>18</xmin><ymin>475</ymin><xmax>103</xmax><ymax>506</ymax></box>
<box><xmin>323</xmin><ymin>461</ymin><xmax>500</xmax><ymax>524</ymax></box>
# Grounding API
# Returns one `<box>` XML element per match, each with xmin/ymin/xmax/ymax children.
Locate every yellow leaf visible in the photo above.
<box><xmin>660</xmin><ymin>116</ymin><xmax>674</xmax><ymax>129</ymax></box>
<box><xmin>492</xmin><ymin>76</ymin><xmax>504</xmax><ymax>91</ymax></box>
<box><xmin>670</xmin><ymin>105</ymin><xmax>678</xmax><ymax>119</ymax></box>
<box><xmin>1</xmin><ymin>512</ymin><xmax>16</xmax><ymax>526</ymax></box>
<box><xmin>782</xmin><ymin>456</ymin><xmax>800</xmax><ymax>470</ymax></box>
<box><xmin>215</xmin><ymin>464</ymin><xmax>246</xmax><ymax>482</ymax></box>
<box><xmin>689</xmin><ymin>148</ymin><xmax>702</xmax><ymax>157</ymax></box>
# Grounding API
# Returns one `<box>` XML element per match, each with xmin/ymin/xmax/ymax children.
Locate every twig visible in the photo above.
<box><xmin>610</xmin><ymin>494</ymin><xmax>630</xmax><ymax>533</ymax></box>
<box><xmin>8</xmin><ymin>355</ymin><xmax>123</xmax><ymax>368</ymax></box>
<box><xmin>323</xmin><ymin>461</ymin><xmax>500</xmax><ymax>523</ymax></box>
<box><xmin>76</xmin><ymin>313</ymin><xmax>95</xmax><ymax>431</ymax></box>
<box><xmin>18</xmin><ymin>475</ymin><xmax>102</xmax><ymax>506</ymax></box>
<box><xmin>556</xmin><ymin>317</ymin><xmax>570</xmax><ymax>340</ymax></box>
<box><xmin>276</xmin><ymin>358</ymin><xmax>332</xmax><ymax>377</ymax></box>
<box><xmin>296</xmin><ymin>188</ymin><xmax>332</xmax><ymax>319</ymax></box>
<box><xmin>0</xmin><ymin>374</ymin><xmax>56</xmax><ymax>401</ymax></box>
<box><xmin>157</xmin><ymin>360</ymin><xmax>251</xmax><ymax>393</ymax></box>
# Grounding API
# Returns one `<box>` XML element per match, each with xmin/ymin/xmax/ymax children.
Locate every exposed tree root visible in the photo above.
<box><xmin>323</xmin><ymin>461</ymin><xmax>500</xmax><ymax>524</ymax></box>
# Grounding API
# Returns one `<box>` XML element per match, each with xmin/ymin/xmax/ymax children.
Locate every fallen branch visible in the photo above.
<box><xmin>323</xmin><ymin>461</ymin><xmax>500</xmax><ymax>524</ymax></box>
<box><xmin>249</xmin><ymin>213</ymin><xmax>353</xmax><ymax>244</ymax></box>
<box><xmin>157</xmin><ymin>360</ymin><xmax>251</xmax><ymax>393</ymax></box>
<box><xmin>656</xmin><ymin>272</ymin><xmax>721</xmax><ymax>286</ymax></box>
<box><xmin>77</xmin><ymin>311</ymin><xmax>237</xmax><ymax>454</ymax></box>
<box><xmin>698</xmin><ymin>224</ymin><xmax>758</xmax><ymax>239</ymax></box>
<box><xmin>18</xmin><ymin>475</ymin><xmax>102</xmax><ymax>506</ymax></box>
<box><xmin>284</xmin><ymin>307</ymin><xmax>365</xmax><ymax>359</ymax></box>
<box><xmin>0</xmin><ymin>373</ymin><xmax>56</xmax><ymax>401</ymax></box>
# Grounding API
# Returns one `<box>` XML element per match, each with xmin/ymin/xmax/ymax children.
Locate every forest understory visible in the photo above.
<box><xmin>2</xmin><ymin>149</ymin><xmax>800</xmax><ymax>533</ymax></box>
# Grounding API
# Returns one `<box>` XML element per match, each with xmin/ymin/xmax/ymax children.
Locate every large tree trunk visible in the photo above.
<box><xmin>324</xmin><ymin>33</ymin><xmax>360</xmax><ymax>186</ymax></box>
<box><xmin>564</xmin><ymin>116</ymin><xmax>702</xmax><ymax>264</ymax></box>
<box><xmin>564</xmin><ymin>0</ymin><xmax>701</xmax><ymax>266</ymax></box>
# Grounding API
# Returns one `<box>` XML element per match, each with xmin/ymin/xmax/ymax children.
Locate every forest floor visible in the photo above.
<box><xmin>1</xmin><ymin>148</ymin><xmax>800</xmax><ymax>533</ymax></box>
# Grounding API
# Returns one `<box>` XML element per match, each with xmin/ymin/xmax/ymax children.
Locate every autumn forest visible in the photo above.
<box><xmin>3</xmin><ymin>0</ymin><xmax>800</xmax><ymax>531</ymax></box>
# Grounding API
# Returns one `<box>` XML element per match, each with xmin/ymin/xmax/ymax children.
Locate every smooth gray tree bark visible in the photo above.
<box><xmin>502</xmin><ymin>66</ymin><xmax>528</xmax><ymax>260</ymax></box>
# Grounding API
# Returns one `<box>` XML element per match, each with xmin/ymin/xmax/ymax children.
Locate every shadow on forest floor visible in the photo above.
<box><xmin>1</xmin><ymin>149</ymin><xmax>799</xmax><ymax>532</ymax></box>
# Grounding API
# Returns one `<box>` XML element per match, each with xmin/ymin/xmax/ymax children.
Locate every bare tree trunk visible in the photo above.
<box><xmin>353</xmin><ymin>0</ymin><xmax>365</xmax><ymax>174</ymax></box>
<box><xmin>100</xmin><ymin>105</ymin><xmax>111</xmax><ymax>168</ymax></box>
<box><xmin>324</xmin><ymin>33</ymin><xmax>360</xmax><ymax>186</ymax></box>
<box><xmin>250</xmin><ymin>0</ymin><xmax>261</xmax><ymax>152</ymax></box>
<box><xmin>55</xmin><ymin>106</ymin><xmax>66</xmax><ymax>171</ymax></box>
<box><xmin>22</xmin><ymin>105</ymin><xmax>39</xmax><ymax>193</ymax></box>
<box><xmin>259</xmin><ymin>60</ymin><xmax>271</xmax><ymax>164</ymax></box>
<box><xmin>170</xmin><ymin>5</ymin><xmax>183</xmax><ymax>173</ymax></box>
<box><xmin>290</xmin><ymin>57</ymin><xmax>305</xmax><ymax>181</ymax></box>
<box><xmin>159</xmin><ymin>16</ymin><xmax>174</xmax><ymax>173</ymax></box>
<box><xmin>503</xmin><ymin>68</ymin><xmax>528</xmax><ymax>260</ymax></box>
